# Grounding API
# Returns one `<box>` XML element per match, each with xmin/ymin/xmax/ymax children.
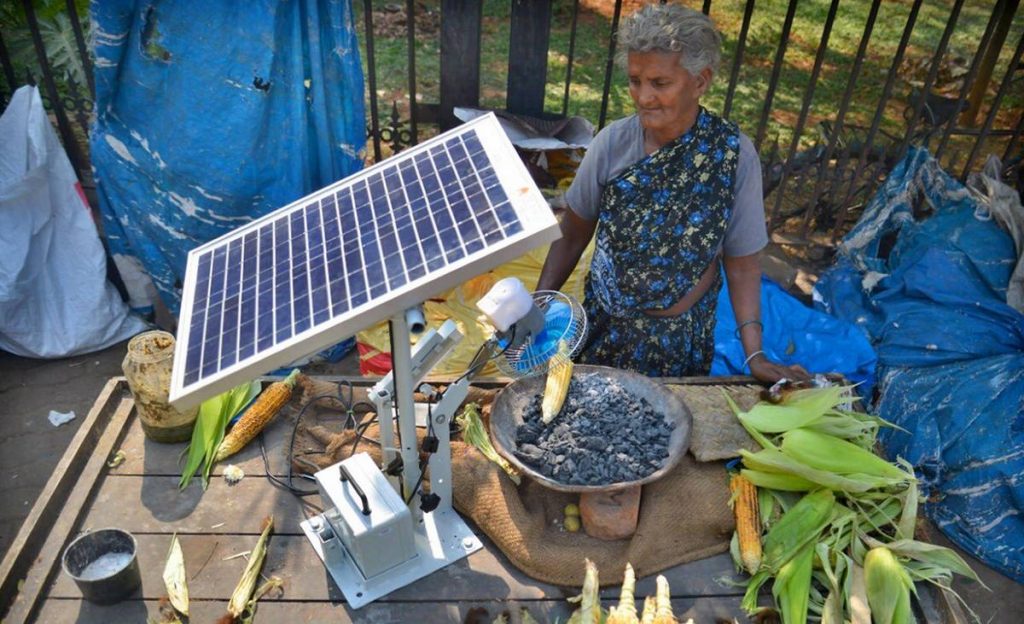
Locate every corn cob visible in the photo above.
<box><xmin>566</xmin><ymin>558</ymin><xmax>601</xmax><ymax>624</ymax></box>
<box><xmin>652</xmin><ymin>575</ymin><xmax>677</xmax><ymax>624</ymax></box>
<box><xmin>740</xmin><ymin>447</ymin><xmax>902</xmax><ymax>492</ymax></box>
<box><xmin>864</xmin><ymin>546</ymin><xmax>913</xmax><ymax>624</ymax></box>
<box><xmin>606</xmin><ymin>562</ymin><xmax>639</xmax><ymax>624</ymax></box>
<box><xmin>761</xmin><ymin>489</ymin><xmax>834</xmax><ymax>570</ymax></box>
<box><xmin>639</xmin><ymin>596</ymin><xmax>656</xmax><ymax>624</ymax></box>
<box><xmin>739</xmin><ymin>469</ymin><xmax>815</xmax><ymax>492</ymax></box>
<box><xmin>214</xmin><ymin>369</ymin><xmax>299</xmax><ymax>462</ymax></box>
<box><xmin>772</xmin><ymin>541</ymin><xmax>815</xmax><ymax>624</ymax></box>
<box><xmin>541</xmin><ymin>340</ymin><xmax>573</xmax><ymax>424</ymax></box>
<box><xmin>730</xmin><ymin>474</ymin><xmax>763</xmax><ymax>575</ymax></box>
<box><xmin>780</xmin><ymin>428</ymin><xmax>910</xmax><ymax>480</ymax></box>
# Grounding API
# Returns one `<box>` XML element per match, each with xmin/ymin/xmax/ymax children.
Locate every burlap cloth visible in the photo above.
<box><xmin>290</xmin><ymin>376</ymin><xmax>765</xmax><ymax>586</ymax></box>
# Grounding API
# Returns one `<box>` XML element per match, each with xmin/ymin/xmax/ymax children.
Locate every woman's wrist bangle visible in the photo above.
<box><xmin>743</xmin><ymin>350</ymin><xmax>766</xmax><ymax>368</ymax></box>
<box><xmin>734</xmin><ymin>319</ymin><xmax>763</xmax><ymax>339</ymax></box>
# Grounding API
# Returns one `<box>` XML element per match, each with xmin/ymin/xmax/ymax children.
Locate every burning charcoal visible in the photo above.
<box><xmin>512</xmin><ymin>371</ymin><xmax>676</xmax><ymax>486</ymax></box>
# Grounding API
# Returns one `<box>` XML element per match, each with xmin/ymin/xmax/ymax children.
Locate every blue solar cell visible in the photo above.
<box><xmin>307</xmin><ymin>202</ymin><xmax>331</xmax><ymax>326</ymax></box>
<box><xmin>273</xmin><ymin>217</ymin><xmax>293</xmax><ymax>344</ymax></box>
<box><xmin>219</xmin><ymin>238</ymin><xmax>243</xmax><ymax>369</ymax></box>
<box><xmin>184</xmin><ymin>250</ymin><xmax>213</xmax><ymax>385</ymax></box>
<box><xmin>256</xmin><ymin>225</ymin><xmax>275</xmax><ymax>352</ymax></box>
<box><xmin>238</xmin><ymin>231</ymin><xmax>258</xmax><ymax>361</ymax></box>
<box><xmin>289</xmin><ymin>210</ymin><xmax>312</xmax><ymax>335</ymax></box>
<box><xmin>201</xmin><ymin>245</ymin><xmax>227</xmax><ymax>378</ymax></box>
<box><xmin>463</xmin><ymin>132</ymin><xmax>484</xmax><ymax>156</ymax></box>
<box><xmin>449</xmin><ymin>137</ymin><xmax>469</xmax><ymax>162</ymax></box>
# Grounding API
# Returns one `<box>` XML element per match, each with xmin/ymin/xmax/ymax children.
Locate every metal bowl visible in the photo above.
<box><xmin>488</xmin><ymin>365</ymin><xmax>692</xmax><ymax>493</ymax></box>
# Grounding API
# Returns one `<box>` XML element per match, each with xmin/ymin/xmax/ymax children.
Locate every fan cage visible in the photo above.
<box><xmin>492</xmin><ymin>291</ymin><xmax>587</xmax><ymax>379</ymax></box>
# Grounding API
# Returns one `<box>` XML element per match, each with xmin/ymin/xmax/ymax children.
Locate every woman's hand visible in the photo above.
<box><xmin>748</xmin><ymin>355</ymin><xmax>811</xmax><ymax>384</ymax></box>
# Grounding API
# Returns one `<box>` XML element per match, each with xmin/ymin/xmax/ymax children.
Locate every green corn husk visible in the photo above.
<box><xmin>735</xmin><ymin>386</ymin><xmax>854</xmax><ymax>433</ymax></box>
<box><xmin>772</xmin><ymin>541</ymin><xmax>815</xmax><ymax>624</ymax></box>
<box><xmin>762</xmin><ymin>489</ymin><xmax>835</xmax><ymax>570</ymax></box>
<box><xmin>227</xmin><ymin>516</ymin><xmax>274</xmax><ymax>618</ymax></box>
<box><xmin>456</xmin><ymin>402</ymin><xmax>521</xmax><ymax>485</ymax></box>
<box><xmin>848</xmin><ymin>562</ymin><xmax>872</xmax><ymax>624</ymax></box>
<box><xmin>741</xmin><ymin>469</ymin><xmax>816</xmax><ymax>492</ymax></box>
<box><xmin>179</xmin><ymin>380</ymin><xmax>260</xmax><ymax>490</ymax></box>
<box><xmin>740</xmin><ymin>447</ymin><xmax>905</xmax><ymax>492</ymax></box>
<box><xmin>780</xmin><ymin>428</ymin><xmax>912</xmax><ymax>480</ymax></box>
<box><xmin>864</xmin><ymin>546</ymin><xmax>914</xmax><ymax>624</ymax></box>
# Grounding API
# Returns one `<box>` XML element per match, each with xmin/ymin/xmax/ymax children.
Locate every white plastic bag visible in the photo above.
<box><xmin>0</xmin><ymin>86</ymin><xmax>146</xmax><ymax>357</ymax></box>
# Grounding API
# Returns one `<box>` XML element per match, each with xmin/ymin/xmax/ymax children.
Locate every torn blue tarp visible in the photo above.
<box><xmin>90</xmin><ymin>1</ymin><xmax>366</xmax><ymax>340</ymax></box>
<box><xmin>814</xmin><ymin>147</ymin><xmax>1024</xmax><ymax>581</ymax></box>
<box><xmin>712</xmin><ymin>275</ymin><xmax>878</xmax><ymax>395</ymax></box>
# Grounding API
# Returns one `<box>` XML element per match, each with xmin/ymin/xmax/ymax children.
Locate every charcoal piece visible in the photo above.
<box><xmin>511</xmin><ymin>373</ymin><xmax>677</xmax><ymax>486</ymax></box>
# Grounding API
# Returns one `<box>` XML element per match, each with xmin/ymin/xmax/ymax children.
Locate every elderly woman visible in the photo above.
<box><xmin>538</xmin><ymin>3</ymin><xmax>807</xmax><ymax>383</ymax></box>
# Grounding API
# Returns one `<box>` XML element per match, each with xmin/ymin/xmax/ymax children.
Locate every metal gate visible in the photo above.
<box><xmin>2</xmin><ymin>0</ymin><xmax>1021</xmax><ymax>239</ymax></box>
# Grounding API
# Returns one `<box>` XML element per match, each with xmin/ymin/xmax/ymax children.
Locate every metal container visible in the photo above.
<box><xmin>122</xmin><ymin>330</ymin><xmax>198</xmax><ymax>442</ymax></box>
<box><xmin>489</xmin><ymin>365</ymin><xmax>692</xmax><ymax>493</ymax></box>
<box><xmin>61</xmin><ymin>529</ymin><xmax>141</xmax><ymax>605</ymax></box>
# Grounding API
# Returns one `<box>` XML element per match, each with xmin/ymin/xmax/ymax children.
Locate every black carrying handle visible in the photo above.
<box><xmin>338</xmin><ymin>464</ymin><xmax>371</xmax><ymax>516</ymax></box>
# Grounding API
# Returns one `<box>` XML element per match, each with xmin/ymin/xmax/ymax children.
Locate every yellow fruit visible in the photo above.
<box><xmin>564</xmin><ymin>516</ymin><xmax>581</xmax><ymax>532</ymax></box>
<box><xmin>564</xmin><ymin>503</ymin><xmax>581</xmax><ymax>517</ymax></box>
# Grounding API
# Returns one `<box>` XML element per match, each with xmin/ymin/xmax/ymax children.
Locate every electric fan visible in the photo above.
<box><xmin>475</xmin><ymin>277</ymin><xmax>588</xmax><ymax>378</ymax></box>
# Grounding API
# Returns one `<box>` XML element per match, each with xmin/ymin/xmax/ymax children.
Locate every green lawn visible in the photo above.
<box><xmin>355</xmin><ymin>0</ymin><xmax>1022</xmax><ymax>171</ymax></box>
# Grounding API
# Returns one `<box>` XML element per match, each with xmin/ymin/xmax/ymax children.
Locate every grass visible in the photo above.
<box><xmin>354</xmin><ymin>0</ymin><xmax>1022</xmax><ymax>176</ymax></box>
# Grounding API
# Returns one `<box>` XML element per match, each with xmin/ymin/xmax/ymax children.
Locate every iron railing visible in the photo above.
<box><xmin>2</xmin><ymin>0</ymin><xmax>1021</xmax><ymax>240</ymax></box>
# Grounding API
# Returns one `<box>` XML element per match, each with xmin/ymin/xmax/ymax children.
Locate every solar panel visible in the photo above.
<box><xmin>170</xmin><ymin>113</ymin><xmax>560</xmax><ymax>408</ymax></box>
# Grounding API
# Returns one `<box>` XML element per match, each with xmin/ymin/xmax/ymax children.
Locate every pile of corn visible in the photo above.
<box><xmin>726</xmin><ymin>385</ymin><xmax>985</xmax><ymax>623</ymax></box>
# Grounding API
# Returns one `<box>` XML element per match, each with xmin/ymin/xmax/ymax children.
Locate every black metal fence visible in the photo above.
<box><xmin>2</xmin><ymin>0</ymin><xmax>1021</xmax><ymax>240</ymax></box>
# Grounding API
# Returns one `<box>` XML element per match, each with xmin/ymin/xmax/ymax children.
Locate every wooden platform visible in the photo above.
<box><xmin>0</xmin><ymin>376</ymin><xmax>960</xmax><ymax>623</ymax></box>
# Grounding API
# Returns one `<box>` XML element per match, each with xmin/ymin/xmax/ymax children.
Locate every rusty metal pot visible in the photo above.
<box><xmin>488</xmin><ymin>365</ymin><xmax>692</xmax><ymax>494</ymax></box>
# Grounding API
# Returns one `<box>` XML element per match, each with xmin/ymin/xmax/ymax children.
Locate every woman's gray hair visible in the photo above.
<box><xmin>617</xmin><ymin>3</ymin><xmax>722</xmax><ymax>76</ymax></box>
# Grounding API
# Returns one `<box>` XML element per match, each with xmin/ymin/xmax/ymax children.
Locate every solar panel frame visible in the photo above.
<box><xmin>170</xmin><ymin>113</ymin><xmax>561</xmax><ymax>409</ymax></box>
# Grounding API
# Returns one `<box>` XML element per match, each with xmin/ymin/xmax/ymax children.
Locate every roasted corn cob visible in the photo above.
<box><xmin>214</xmin><ymin>369</ymin><xmax>298</xmax><ymax>462</ymax></box>
<box><xmin>606</xmin><ymin>562</ymin><xmax>639</xmax><ymax>624</ymax></box>
<box><xmin>730</xmin><ymin>473</ymin><xmax>763</xmax><ymax>575</ymax></box>
<box><xmin>652</xmin><ymin>574</ymin><xmax>677</xmax><ymax>624</ymax></box>
<box><xmin>541</xmin><ymin>340</ymin><xmax>573</xmax><ymax>424</ymax></box>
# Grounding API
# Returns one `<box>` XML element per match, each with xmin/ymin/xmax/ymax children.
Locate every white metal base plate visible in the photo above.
<box><xmin>301</xmin><ymin>506</ymin><xmax>482</xmax><ymax>609</ymax></box>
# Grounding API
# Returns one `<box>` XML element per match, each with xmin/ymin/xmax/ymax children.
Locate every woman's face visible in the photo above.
<box><xmin>627</xmin><ymin>51</ymin><xmax>710</xmax><ymax>138</ymax></box>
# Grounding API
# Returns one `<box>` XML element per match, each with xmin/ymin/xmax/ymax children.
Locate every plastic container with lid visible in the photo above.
<box><xmin>122</xmin><ymin>330</ymin><xmax>198</xmax><ymax>442</ymax></box>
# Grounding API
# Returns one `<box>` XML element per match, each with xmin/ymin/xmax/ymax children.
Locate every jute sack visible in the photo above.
<box><xmin>294</xmin><ymin>419</ymin><xmax>734</xmax><ymax>586</ymax></box>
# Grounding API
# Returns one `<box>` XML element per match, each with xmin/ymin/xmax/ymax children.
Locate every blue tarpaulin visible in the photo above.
<box><xmin>815</xmin><ymin>147</ymin><xmax>1024</xmax><ymax>581</ymax></box>
<box><xmin>90</xmin><ymin>0</ymin><xmax>366</xmax><ymax>354</ymax></box>
<box><xmin>712</xmin><ymin>275</ymin><xmax>877</xmax><ymax>395</ymax></box>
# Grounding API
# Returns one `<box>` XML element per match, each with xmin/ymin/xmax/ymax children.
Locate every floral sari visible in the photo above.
<box><xmin>579</xmin><ymin>108</ymin><xmax>740</xmax><ymax>376</ymax></box>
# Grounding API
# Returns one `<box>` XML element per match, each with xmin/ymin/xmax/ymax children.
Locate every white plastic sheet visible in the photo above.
<box><xmin>0</xmin><ymin>86</ymin><xmax>146</xmax><ymax>357</ymax></box>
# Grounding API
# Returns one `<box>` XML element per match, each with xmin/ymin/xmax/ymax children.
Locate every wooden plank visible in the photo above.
<box><xmin>439</xmin><ymin>0</ymin><xmax>482</xmax><ymax>130</ymax></box>
<box><xmin>3</xmin><ymin>393</ymin><xmax>134</xmax><ymax>624</ymax></box>
<box><xmin>82</xmin><ymin>476</ymin><xmax>315</xmax><ymax>535</ymax></box>
<box><xmin>34</xmin><ymin>595</ymin><xmax>754</xmax><ymax>623</ymax></box>
<box><xmin>0</xmin><ymin>378</ymin><xmax>125</xmax><ymax>617</ymax></box>
<box><xmin>113</xmin><ymin>411</ymin><xmax>298</xmax><ymax>477</ymax></box>
<box><xmin>506</xmin><ymin>0</ymin><xmax>552</xmax><ymax>116</ymax></box>
<box><xmin>47</xmin><ymin>533</ymin><xmax>564</xmax><ymax>602</ymax></box>
<box><xmin>70</xmin><ymin>505</ymin><xmax>743</xmax><ymax>601</ymax></box>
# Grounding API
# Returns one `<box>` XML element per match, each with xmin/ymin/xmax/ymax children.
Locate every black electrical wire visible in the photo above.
<box><xmin>258</xmin><ymin>379</ymin><xmax>371</xmax><ymax>499</ymax></box>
